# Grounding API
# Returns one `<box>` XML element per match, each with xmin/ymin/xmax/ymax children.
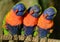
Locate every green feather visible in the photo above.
<box><xmin>33</xmin><ymin>26</ymin><xmax>38</xmax><ymax>37</ymax></box>
<box><xmin>40</xmin><ymin>0</ymin><xmax>55</xmax><ymax>10</ymax></box>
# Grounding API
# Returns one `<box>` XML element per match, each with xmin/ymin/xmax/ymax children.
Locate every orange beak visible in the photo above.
<box><xmin>15</xmin><ymin>9</ymin><xmax>18</xmax><ymax>13</ymax></box>
<box><xmin>29</xmin><ymin>10</ymin><xmax>34</xmax><ymax>15</ymax></box>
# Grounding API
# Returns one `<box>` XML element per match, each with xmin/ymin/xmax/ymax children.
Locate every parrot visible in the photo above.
<box><xmin>23</xmin><ymin>5</ymin><xmax>41</xmax><ymax>36</ymax></box>
<box><xmin>37</xmin><ymin>7</ymin><xmax>57</xmax><ymax>38</ymax></box>
<box><xmin>19</xmin><ymin>0</ymin><xmax>42</xmax><ymax>36</ymax></box>
<box><xmin>2</xmin><ymin>3</ymin><xmax>26</xmax><ymax>35</ymax></box>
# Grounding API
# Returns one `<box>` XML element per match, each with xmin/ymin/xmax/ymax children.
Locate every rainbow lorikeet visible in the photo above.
<box><xmin>2</xmin><ymin>3</ymin><xmax>26</xmax><ymax>35</ymax></box>
<box><xmin>19</xmin><ymin>0</ymin><xmax>42</xmax><ymax>36</ymax></box>
<box><xmin>23</xmin><ymin>5</ymin><xmax>42</xmax><ymax>36</ymax></box>
<box><xmin>37</xmin><ymin>7</ymin><xmax>57</xmax><ymax>38</ymax></box>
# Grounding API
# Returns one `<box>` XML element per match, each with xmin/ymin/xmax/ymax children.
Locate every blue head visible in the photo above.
<box><xmin>13</xmin><ymin>3</ymin><xmax>26</xmax><ymax>16</ymax></box>
<box><xmin>43</xmin><ymin>7</ymin><xmax>57</xmax><ymax>20</ymax></box>
<box><xmin>29</xmin><ymin>5</ymin><xmax>41</xmax><ymax>18</ymax></box>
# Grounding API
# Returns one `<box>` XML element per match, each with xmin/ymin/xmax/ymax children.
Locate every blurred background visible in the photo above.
<box><xmin>0</xmin><ymin>0</ymin><xmax>60</xmax><ymax>39</ymax></box>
